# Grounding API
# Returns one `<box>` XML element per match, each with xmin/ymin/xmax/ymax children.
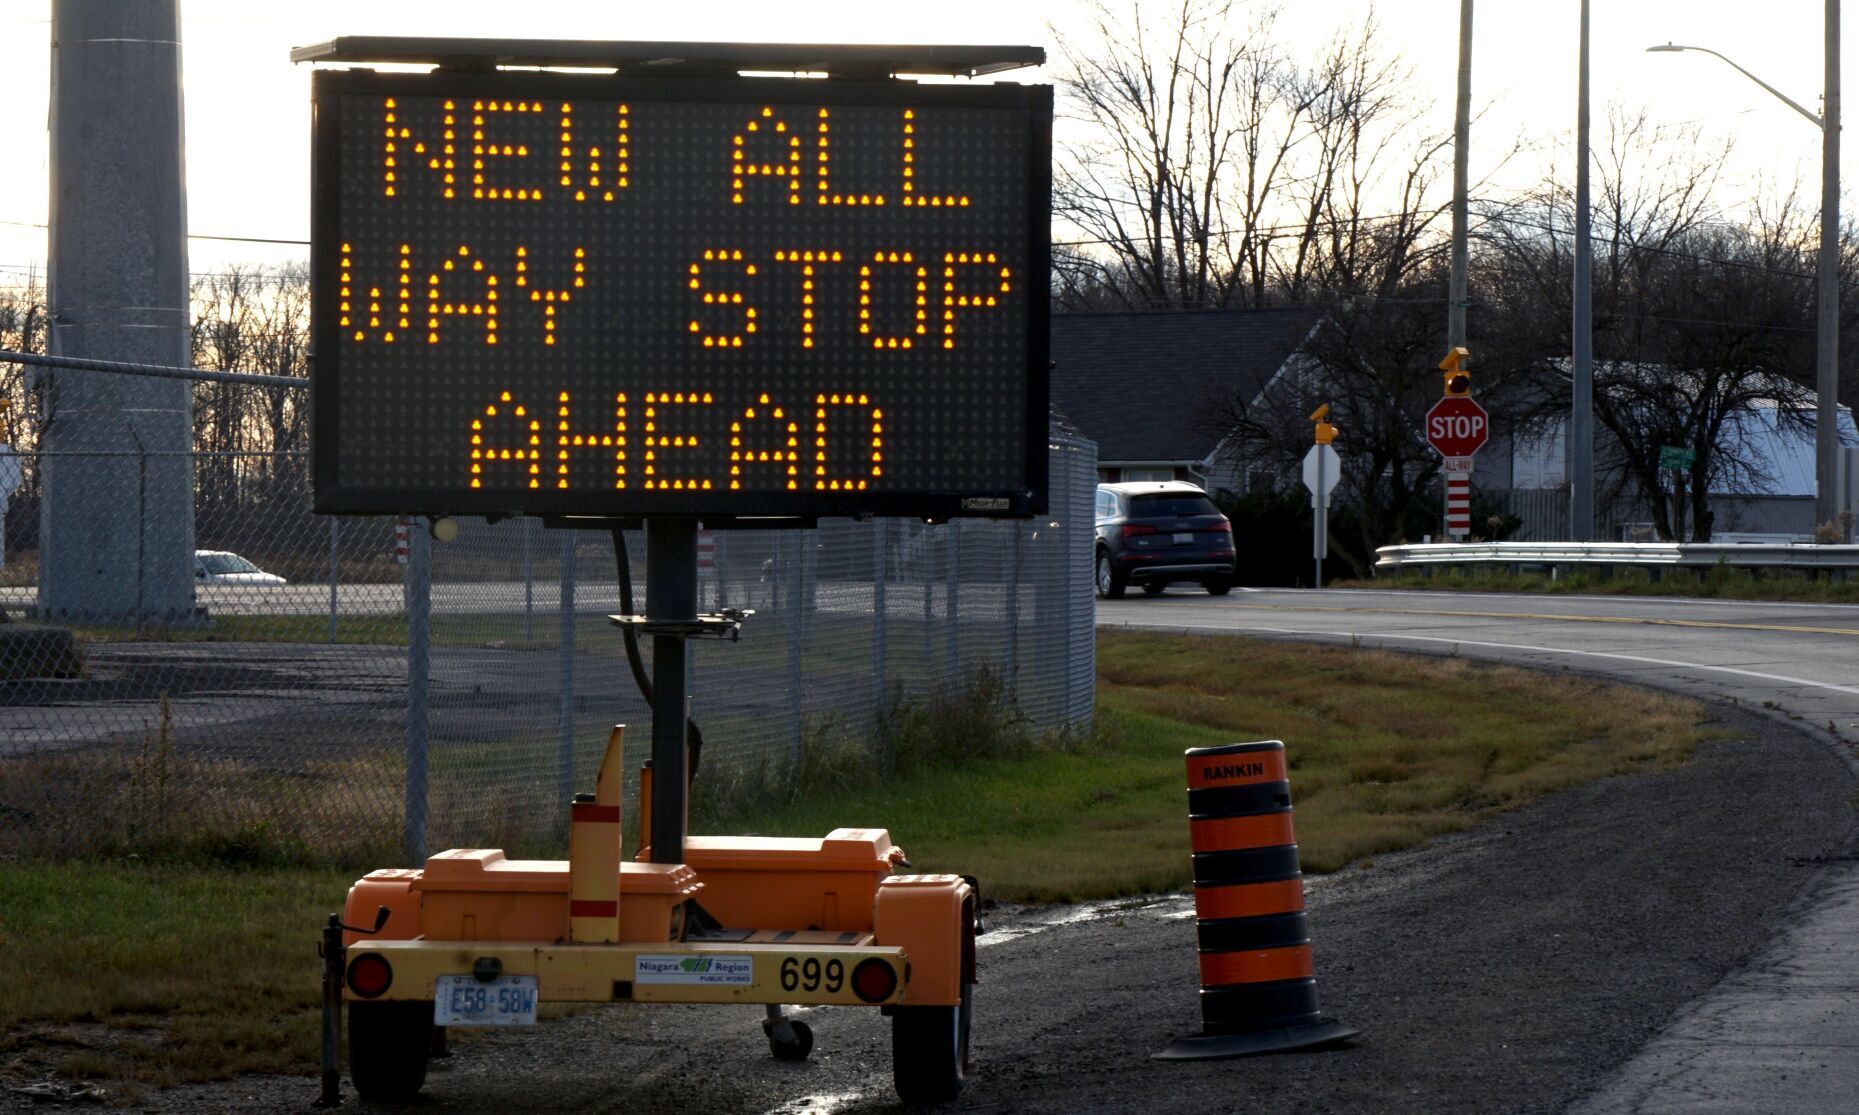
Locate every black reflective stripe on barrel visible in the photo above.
<box><xmin>1195</xmin><ymin>911</ymin><xmax>1310</xmax><ymax>954</ymax></box>
<box><xmin>1192</xmin><ymin>844</ymin><xmax>1302</xmax><ymax>886</ymax></box>
<box><xmin>1198</xmin><ymin>979</ymin><xmax>1323</xmax><ymax>1033</ymax></box>
<box><xmin>1187</xmin><ymin>781</ymin><xmax>1293</xmax><ymax>818</ymax></box>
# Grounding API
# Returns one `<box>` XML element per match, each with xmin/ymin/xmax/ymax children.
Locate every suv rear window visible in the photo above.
<box><xmin>1128</xmin><ymin>494</ymin><xmax>1218</xmax><ymax>517</ymax></box>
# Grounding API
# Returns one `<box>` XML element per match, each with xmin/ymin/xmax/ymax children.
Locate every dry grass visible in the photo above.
<box><xmin>0</xmin><ymin>861</ymin><xmax>350</xmax><ymax>1091</ymax></box>
<box><xmin>719</xmin><ymin>631</ymin><xmax>1705</xmax><ymax>901</ymax></box>
<box><xmin>1097</xmin><ymin>630</ymin><xmax>1701</xmax><ymax>872</ymax></box>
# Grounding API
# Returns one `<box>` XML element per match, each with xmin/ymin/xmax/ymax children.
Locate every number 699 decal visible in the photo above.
<box><xmin>779</xmin><ymin>956</ymin><xmax>845</xmax><ymax>994</ymax></box>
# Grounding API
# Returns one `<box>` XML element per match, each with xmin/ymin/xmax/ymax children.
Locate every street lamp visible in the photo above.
<box><xmin>1647</xmin><ymin>21</ymin><xmax>1841</xmax><ymax>533</ymax></box>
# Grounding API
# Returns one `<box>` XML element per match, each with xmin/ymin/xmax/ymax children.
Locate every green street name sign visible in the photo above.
<box><xmin>1658</xmin><ymin>445</ymin><xmax>1697</xmax><ymax>470</ymax></box>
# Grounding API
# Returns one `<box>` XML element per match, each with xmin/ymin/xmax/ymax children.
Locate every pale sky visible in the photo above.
<box><xmin>0</xmin><ymin>0</ymin><xmax>1849</xmax><ymax>277</ymax></box>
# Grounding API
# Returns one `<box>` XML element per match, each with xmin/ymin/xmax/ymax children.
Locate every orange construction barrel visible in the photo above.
<box><xmin>1154</xmin><ymin>740</ymin><xmax>1357</xmax><ymax>1060</ymax></box>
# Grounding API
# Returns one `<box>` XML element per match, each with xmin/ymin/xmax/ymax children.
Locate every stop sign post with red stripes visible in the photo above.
<box><xmin>1426</xmin><ymin>348</ymin><xmax>1488</xmax><ymax>538</ymax></box>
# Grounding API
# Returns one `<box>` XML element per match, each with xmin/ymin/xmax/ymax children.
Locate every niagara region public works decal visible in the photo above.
<box><xmin>635</xmin><ymin>955</ymin><xmax>754</xmax><ymax>985</ymax></box>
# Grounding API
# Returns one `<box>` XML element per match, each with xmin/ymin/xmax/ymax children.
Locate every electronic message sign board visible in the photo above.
<box><xmin>310</xmin><ymin>68</ymin><xmax>1051</xmax><ymax>519</ymax></box>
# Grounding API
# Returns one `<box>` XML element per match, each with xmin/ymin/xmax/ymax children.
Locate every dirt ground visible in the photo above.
<box><xmin>7</xmin><ymin>703</ymin><xmax>1855</xmax><ymax>1115</ymax></box>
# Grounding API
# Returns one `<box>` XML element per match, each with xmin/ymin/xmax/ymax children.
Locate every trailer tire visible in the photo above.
<box><xmin>891</xmin><ymin>980</ymin><xmax>971</xmax><ymax>1105</ymax></box>
<box><xmin>348</xmin><ymin>1000</ymin><xmax>433</xmax><ymax>1103</ymax></box>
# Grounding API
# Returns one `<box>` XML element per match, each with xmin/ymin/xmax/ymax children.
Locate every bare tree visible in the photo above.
<box><xmin>1052</xmin><ymin>0</ymin><xmax>1290</xmax><ymax>309</ymax></box>
<box><xmin>1475</xmin><ymin>115</ymin><xmax>1824</xmax><ymax>541</ymax></box>
<box><xmin>0</xmin><ymin>272</ymin><xmax>47</xmax><ymax>451</ymax></box>
<box><xmin>190</xmin><ymin>264</ymin><xmax>312</xmax><ymax>508</ymax></box>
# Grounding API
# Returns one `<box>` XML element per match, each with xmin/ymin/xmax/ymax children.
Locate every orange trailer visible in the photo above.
<box><xmin>328</xmin><ymin>724</ymin><xmax>976</xmax><ymax>1106</ymax></box>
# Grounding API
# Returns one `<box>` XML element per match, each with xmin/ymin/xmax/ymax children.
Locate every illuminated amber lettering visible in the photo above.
<box><xmin>560</xmin><ymin>102</ymin><xmax>631</xmax><ymax>203</ymax></box>
<box><xmin>515</xmin><ymin>245</ymin><xmax>583</xmax><ymax>346</ymax></box>
<box><xmin>729</xmin><ymin>397</ymin><xmax>802</xmax><ymax>491</ymax></box>
<box><xmin>341</xmin><ymin>243</ymin><xmax>416</xmax><ymax>344</ymax></box>
<box><xmin>431</xmin><ymin>245</ymin><xmax>502</xmax><ymax>344</ymax></box>
<box><xmin>939</xmin><ymin>251</ymin><xmax>1009</xmax><ymax>349</ymax></box>
<box><xmin>468</xmin><ymin>98</ymin><xmax>548</xmax><ymax>201</ymax></box>
<box><xmin>730</xmin><ymin>106</ymin><xmax>803</xmax><ymax>206</ymax></box>
<box><xmin>811</xmin><ymin>394</ymin><xmax>882</xmax><ymax>491</ymax></box>
<box><xmin>380</xmin><ymin>97</ymin><xmax>463</xmax><ymax>199</ymax></box>
<box><xmin>640</xmin><ymin>392</ymin><xmax>714</xmax><ymax>491</ymax></box>
<box><xmin>774</xmin><ymin>248</ymin><xmax>843</xmax><ymax>349</ymax></box>
<box><xmin>858</xmin><ymin>251</ymin><xmax>922</xmax><ymax>349</ymax></box>
<box><xmin>469</xmin><ymin>392</ymin><xmax>544</xmax><ymax>490</ymax></box>
<box><xmin>689</xmin><ymin>249</ymin><xmax>756</xmax><ymax>348</ymax></box>
<box><xmin>899</xmin><ymin>108</ymin><xmax>968</xmax><ymax>209</ymax></box>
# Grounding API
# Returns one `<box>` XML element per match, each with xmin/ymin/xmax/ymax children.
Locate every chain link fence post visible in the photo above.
<box><xmin>558</xmin><ymin>528</ymin><xmax>577</xmax><ymax>809</ymax></box>
<box><xmin>404</xmin><ymin>517</ymin><xmax>431</xmax><ymax>864</ymax></box>
<box><xmin>524</xmin><ymin>514</ymin><xmax>536</xmax><ymax>643</ymax></box>
<box><xmin>872</xmin><ymin>518</ymin><xmax>887</xmax><ymax>716</ymax></box>
<box><xmin>787</xmin><ymin>531</ymin><xmax>803</xmax><ymax>763</ymax></box>
<box><xmin>1005</xmin><ymin>520</ymin><xmax>1022</xmax><ymax>699</ymax></box>
<box><xmin>327</xmin><ymin>517</ymin><xmax>339</xmax><ymax>643</ymax></box>
<box><xmin>944</xmin><ymin>522</ymin><xmax>959</xmax><ymax>685</ymax></box>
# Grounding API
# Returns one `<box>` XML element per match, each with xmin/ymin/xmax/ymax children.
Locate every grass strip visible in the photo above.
<box><xmin>705</xmin><ymin>630</ymin><xmax>1704</xmax><ymax>901</ymax></box>
<box><xmin>0</xmin><ymin>863</ymin><xmax>349</xmax><ymax>1096</ymax></box>
<box><xmin>1351</xmin><ymin>564</ymin><xmax>1859</xmax><ymax>602</ymax></box>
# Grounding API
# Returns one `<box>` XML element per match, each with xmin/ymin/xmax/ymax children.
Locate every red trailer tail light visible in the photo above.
<box><xmin>346</xmin><ymin>953</ymin><xmax>393</xmax><ymax>998</ymax></box>
<box><xmin>851</xmin><ymin>958</ymin><xmax>899</xmax><ymax>1003</ymax></box>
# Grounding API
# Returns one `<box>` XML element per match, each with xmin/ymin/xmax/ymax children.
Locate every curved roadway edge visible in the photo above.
<box><xmin>1102</xmin><ymin>589</ymin><xmax>1859</xmax><ymax>1115</ymax></box>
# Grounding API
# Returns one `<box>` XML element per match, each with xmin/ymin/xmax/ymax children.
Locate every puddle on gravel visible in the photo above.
<box><xmin>758</xmin><ymin>1090</ymin><xmax>869</xmax><ymax>1115</ymax></box>
<box><xmin>979</xmin><ymin>875</ymin><xmax>1345</xmax><ymax>946</ymax></box>
<box><xmin>979</xmin><ymin>895</ymin><xmax>1195</xmax><ymax>946</ymax></box>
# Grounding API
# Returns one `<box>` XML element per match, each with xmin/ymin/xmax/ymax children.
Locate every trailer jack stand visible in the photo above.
<box><xmin>315</xmin><ymin>906</ymin><xmax>392</xmax><ymax>1107</ymax></box>
<box><xmin>762</xmin><ymin>1004</ymin><xmax>814</xmax><ymax>1062</ymax></box>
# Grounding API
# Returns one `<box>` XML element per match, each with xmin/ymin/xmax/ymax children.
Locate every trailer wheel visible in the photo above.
<box><xmin>348</xmin><ymin>1000</ymin><xmax>433</xmax><ymax>1103</ymax></box>
<box><xmin>891</xmin><ymin>980</ymin><xmax>972</xmax><ymax>1105</ymax></box>
<box><xmin>767</xmin><ymin>1017</ymin><xmax>814</xmax><ymax>1062</ymax></box>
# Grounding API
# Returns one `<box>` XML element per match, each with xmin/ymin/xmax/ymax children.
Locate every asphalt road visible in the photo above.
<box><xmin>10</xmin><ymin>587</ymin><xmax>1858</xmax><ymax>1114</ymax></box>
<box><xmin>0</xmin><ymin>580</ymin><xmax>975</xmax><ymax>619</ymax></box>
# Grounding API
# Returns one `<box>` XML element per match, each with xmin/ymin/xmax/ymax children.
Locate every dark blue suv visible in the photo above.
<box><xmin>1094</xmin><ymin>482</ymin><xmax>1236</xmax><ymax>598</ymax></box>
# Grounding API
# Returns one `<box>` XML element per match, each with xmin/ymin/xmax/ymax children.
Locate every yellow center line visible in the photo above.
<box><xmin>1198</xmin><ymin>602</ymin><xmax>1859</xmax><ymax>638</ymax></box>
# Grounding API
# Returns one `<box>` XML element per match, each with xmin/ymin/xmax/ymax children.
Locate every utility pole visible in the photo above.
<box><xmin>1818</xmin><ymin>0</ymin><xmax>1841</xmax><ymax>530</ymax></box>
<box><xmin>1449</xmin><ymin>0</ymin><xmax>1473</xmax><ymax>351</ymax></box>
<box><xmin>1570</xmin><ymin>0</ymin><xmax>1595</xmax><ymax>542</ymax></box>
<box><xmin>43</xmin><ymin>0</ymin><xmax>195</xmax><ymax>623</ymax></box>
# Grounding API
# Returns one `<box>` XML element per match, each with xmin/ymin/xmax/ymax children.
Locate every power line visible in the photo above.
<box><xmin>0</xmin><ymin>217</ymin><xmax>307</xmax><ymax>246</ymax></box>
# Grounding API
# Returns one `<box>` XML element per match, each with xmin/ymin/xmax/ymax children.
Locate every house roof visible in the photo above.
<box><xmin>1049</xmin><ymin>308</ymin><xmax>1317</xmax><ymax>465</ymax></box>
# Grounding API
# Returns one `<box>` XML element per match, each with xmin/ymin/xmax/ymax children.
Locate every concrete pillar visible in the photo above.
<box><xmin>42</xmin><ymin>0</ymin><xmax>195</xmax><ymax>623</ymax></box>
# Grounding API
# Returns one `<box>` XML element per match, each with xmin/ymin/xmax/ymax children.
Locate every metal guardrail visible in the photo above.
<box><xmin>1376</xmin><ymin>541</ymin><xmax>1859</xmax><ymax>573</ymax></box>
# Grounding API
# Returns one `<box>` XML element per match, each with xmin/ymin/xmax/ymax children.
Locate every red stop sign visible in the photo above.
<box><xmin>1425</xmin><ymin>396</ymin><xmax>1489</xmax><ymax>458</ymax></box>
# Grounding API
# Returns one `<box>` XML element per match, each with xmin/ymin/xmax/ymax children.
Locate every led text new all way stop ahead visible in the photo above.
<box><xmin>310</xmin><ymin>71</ymin><xmax>1053</xmax><ymax>519</ymax></box>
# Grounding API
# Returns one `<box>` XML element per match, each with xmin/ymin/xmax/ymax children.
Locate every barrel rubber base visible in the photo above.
<box><xmin>1151</xmin><ymin>1017</ymin><xmax>1358</xmax><ymax>1061</ymax></box>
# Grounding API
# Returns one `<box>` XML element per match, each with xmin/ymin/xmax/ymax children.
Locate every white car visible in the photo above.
<box><xmin>194</xmin><ymin>550</ymin><xmax>287</xmax><ymax>585</ymax></box>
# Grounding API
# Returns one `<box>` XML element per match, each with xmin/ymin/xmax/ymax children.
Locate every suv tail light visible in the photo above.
<box><xmin>1208</xmin><ymin>520</ymin><xmax>1232</xmax><ymax>534</ymax></box>
<box><xmin>1119</xmin><ymin>524</ymin><xmax>1159</xmax><ymax>538</ymax></box>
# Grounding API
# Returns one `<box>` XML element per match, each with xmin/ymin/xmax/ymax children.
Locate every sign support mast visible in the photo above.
<box><xmin>1303</xmin><ymin>406</ymin><xmax>1340</xmax><ymax>589</ymax></box>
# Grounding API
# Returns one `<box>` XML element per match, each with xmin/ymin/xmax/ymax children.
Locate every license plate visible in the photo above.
<box><xmin>1173</xmin><ymin>532</ymin><xmax>1193</xmax><ymax>543</ymax></box>
<box><xmin>433</xmin><ymin>974</ymin><xmax>539</xmax><ymax>1026</ymax></box>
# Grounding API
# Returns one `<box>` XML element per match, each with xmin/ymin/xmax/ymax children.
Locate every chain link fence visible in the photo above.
<box><xmin>0</xmin><ymin>428</ymin><xmax>1096</xmax><ymax>862</ymax></box>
